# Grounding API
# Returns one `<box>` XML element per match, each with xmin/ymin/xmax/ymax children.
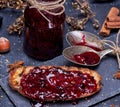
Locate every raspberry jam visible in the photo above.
<box><xmin>74</xmin><ymin>52</ymin><xmax>100</xmax><ymax>65</ymax></box>
<box><xmin>20</xmin><ymin>67</ymin><xmax>97</xmax><ymax>102</ymax></box>
<box><xmin>23</xmin><ymin>1</ymin><xmax>65</xmax><ymax>60</ymax></box>
<box><xmin>73</xmin><ymin>35</ymin><xmax>102</xmax><ymax>51</ymax></box>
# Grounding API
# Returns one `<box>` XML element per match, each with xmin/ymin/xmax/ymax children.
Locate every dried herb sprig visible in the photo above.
<box><xmin>0</xmin><ymin>0</ymin><xmax>8</xmax><ymax>8</ymax></box>
<box><xmin>0</xmin><ymin>0</ymin><xmax>27</xmax><ymax>34</ymax></box>
<box><xmin>66</xmin><ymin>0</ymin><xmax>99</xmax><ymax>30</ymax></box>
<box><xmin>8</xmin><ymin>15</ymin><xmax>24</xmax><ymax>35</ymax></box>
<box><xmin>66</xmin><ymin>15</ymin><xmax>89</xmax><ymax>30</ymax></box>
<box><xmin>0</xmin><ymin>0</ymin><xmax>27</xmax><ymax>9</ymax></box>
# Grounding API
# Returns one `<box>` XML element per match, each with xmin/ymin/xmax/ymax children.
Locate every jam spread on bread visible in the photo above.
<box><xmin>20</xmin><ymin>66</ymin><xmax>97</xmax><ymax>101</ymax></box>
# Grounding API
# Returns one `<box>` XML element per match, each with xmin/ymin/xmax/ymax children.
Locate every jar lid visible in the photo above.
<box><xmin>27</xmin><ymin>0</ymin><xmax>66</xmax><ymax>22</ymax></box>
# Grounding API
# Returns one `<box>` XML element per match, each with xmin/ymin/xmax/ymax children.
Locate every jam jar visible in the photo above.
<box><xmin>23</xmin><ymin>0</ymin><xmax>65</xmax><ymax>60</ymax></box>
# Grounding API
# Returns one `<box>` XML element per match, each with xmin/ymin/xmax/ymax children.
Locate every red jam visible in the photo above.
<box><xmin>20</xmin><ymin>67</ymin><xmax>97</xmax><ymax>102</ymax></box>
<box><xmin>73</xmin><ymin>35</ymin><xmax>102</xmax><ymax>51</ymax></box>
<box><xmin>23</xmin><ymin>3</ymin><xmax>65</xmax><ymax>60</ymax></box>
<box><xmin>74</xmin><ymin>52</ymin><xmax>100</xmax><ymax>65</ymax></box>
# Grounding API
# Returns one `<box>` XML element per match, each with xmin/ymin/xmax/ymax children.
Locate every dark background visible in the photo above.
<box><xmin>0</xmin><ymin>0</ymin><xmax>120</xmax><ymax>107</ymax></box>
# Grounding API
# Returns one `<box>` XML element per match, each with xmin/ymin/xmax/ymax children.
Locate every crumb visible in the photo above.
<box><xmin>0</xmin><ymin>96</ymin><xmax>3</xmax><ymax>99</ymax></box>
<box><xmin>5</xmin><ymin>59</ymin><xmax>10</xmax><ymax>64</ymax></box>
<box><xmin>45</xmin><ymin>105</ymin><xmax>49</xmax><ymax>107</ymax></box>
<box><xmin>87</xmin><ymin>100</ymin><xmax>90</xmax><ymax>102</ymax></box>
<box><xmin>101</xmin><ymin>94</ymin><xmax>104</xmax><ymax>97</ymax></box>
<box><xmin>13</xmin><ymin>43</ymin><xmax>16</xmax><ymax>46</ymax></box>
<box><xmin>114</xmin><ymin>71</ymin><xmax>120</xmax><ymax>79</ymax></box>
<box><xmin>110</xmin><ymin>104</ymin><xmax>120</xmax><ymax>107</ymax></box>
<box><xmin>16</xmin><ymin>48</ymin><xmax>20</xmax><ymax>51</ymax></box>
<box><xmin>103</xmin><ymin>102</ymin><xmax>106</xmax><ymax>106</ymax></box>
<box><xmin>106</xmin><ymin>78</ymin><xmax>108</xmax><ymax>80</ymax></box>
<box><xmin>114</xmin><ymin>99</ymin><xmax>118</xmax><ymax>102</ymax></box>
<box><xmin>10</xmin><ymin>14</ymin><xmax>13</xmax><ymax>17</ymax></box>
<box><xmin>0</xmin><ymin>74</ymin><xmax>5</xmax><ymax>78</ymax></box>
<box><xmin>102</xmin><ymin>102</ymin><xmax>105</xmax><ymax>105</ymax></box>
<box><xmin>111</xmin><ymin>78</ymin><xmax>114</xmax><ymax>81</ymax></box>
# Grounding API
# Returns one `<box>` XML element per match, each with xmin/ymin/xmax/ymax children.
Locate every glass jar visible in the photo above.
<box><xmin>23</xmin><ymin>0</ymin><xmax>65</xmax><ymax>60</ymax></box>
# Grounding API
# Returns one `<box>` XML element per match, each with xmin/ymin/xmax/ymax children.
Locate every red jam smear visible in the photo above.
<box><xmin>73</xmin><ymin>35</ymin><xmax>102</xmax><ymax>51</ymax></box>
<box><xmin>20</xmin><ymin>67</ymin><xmax>97</xmax><ymax>102</ymax></box>
<box><xmin>74</xmin><ymin>52</ymin><xmax>100</xmax><ymax>65</ymax></box>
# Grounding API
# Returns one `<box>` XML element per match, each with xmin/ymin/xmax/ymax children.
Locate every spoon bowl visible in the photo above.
<box><xmin>63</xmin><ymin>46</ymin><xmax>113</xmax><ymax>66</ymax></box>
<box><xmin>66</xmin><ymin>30</ymin><xmax>104</xmax><ymax>51</ymax></box>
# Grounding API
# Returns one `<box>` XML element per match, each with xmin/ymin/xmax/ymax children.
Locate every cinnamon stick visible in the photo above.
<box><xmin>106</xmin><ymin>25</ymin><xmax>120</xmax><ymax>29</ymax></box>
<box><xmin>99</xmin><ymin>7</ymin><xmax>119</xmax><ymax>36</ymax></box>
<box><xmin>105</xmin><ymin>21</ymin><xmax>120</xmax><ymax>29</ymax></box>
<box><xmin>107</xmin><ymin>16</ymin><xmax>120</xmax><ymax>22</ymax></box>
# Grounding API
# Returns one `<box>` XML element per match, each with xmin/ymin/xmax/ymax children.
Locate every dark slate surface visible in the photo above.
<box><xmin>0</xmin><ymin>0</ymin><xmax>120</xmax><ymax>107</ymax></box>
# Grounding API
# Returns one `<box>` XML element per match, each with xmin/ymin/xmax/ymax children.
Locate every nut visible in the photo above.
<box><xmin>0</xmin><ymin>37</ymin><xmax>10</xmax><ymax>53</ymax></box>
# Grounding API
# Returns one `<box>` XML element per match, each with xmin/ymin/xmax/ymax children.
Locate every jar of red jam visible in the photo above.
<box><xmin>23</xmin><ymin>0</ymin><xmax>65</xmax><ymax>60</ymax></box>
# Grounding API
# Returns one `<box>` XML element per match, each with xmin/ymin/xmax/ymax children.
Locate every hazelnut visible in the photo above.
<box><xmin>0</xmin><ymin>37</ymin><xmax>10</xmax><ymax>53</ymax></box>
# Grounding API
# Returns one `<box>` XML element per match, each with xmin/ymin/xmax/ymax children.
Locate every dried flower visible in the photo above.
<box><xmin>8</xmin><ymin>15</ymin><xmax>24</xmax><ymax>35</ymax></box>
<box><xmin>66</xmin><ymin>0</ymin><xmax>99</xmax><ymax>30</ymax></box>
<box><xmin>72</xmin><ymin>2</ymin><xmax>80</xmax><ymax>10</ymax></box>
<box><xmin>0</xmin><ymin>0</ymin><xmax>26</xmax><ymax>34</ymax></box>
<box><xmin>0</xmin><ymin>0</ymin><xmax>8</xmax><ymax>8</ymax></box>
<box><xmin>93</xmin><ymin>18</ymin><xmax>100</xmax><ymax>29</ymax></box>
<box><xmin>8</xmin><ymin>0</ymin><xmax>27</xmax><ymax>10</ymax></box>
<box><xmin>66</xmin><ymin>16</ymin><xmax>88</xmax><ymax>30</ymax></box>
<box><xmin>0</xmin><ymin>0</ymin><xmax>26</xmax><ymax>9</ymax></box>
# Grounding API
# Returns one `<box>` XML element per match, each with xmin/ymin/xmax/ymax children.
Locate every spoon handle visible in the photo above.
<box><xmin>99</xmin><ymin>49</ymin><xmax>113</xmax><ymax>59</ymax></box>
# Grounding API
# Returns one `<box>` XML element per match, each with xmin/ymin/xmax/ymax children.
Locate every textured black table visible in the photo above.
<box><xmin>0</xmin><ymin>0</ymin><xmax>120</xmax><ymax>107</ymax></box>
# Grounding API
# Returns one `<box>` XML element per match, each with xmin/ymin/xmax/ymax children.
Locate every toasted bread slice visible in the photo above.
<box><xmin>8</xmin><ymin>61</ymin><xmax>102</xmax><ymax>102</ymax></box>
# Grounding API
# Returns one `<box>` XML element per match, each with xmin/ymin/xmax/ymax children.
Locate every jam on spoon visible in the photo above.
<box><xmin>74</xmin><ymin>52</ymin><xmax>100</xmax><ymax>65</ymax></box>
<box><xmin>66</xmin><ymin>31</ymin><xmax>103</xmax><ymax>51</ymax></box>
<box><xmin>63</xmin><ymin>46</ymin><xmax>113</xmax><ymax>66</ymax></box>
<box><xmin>74</xmin><ymin>35</ymin><xmax>102</xmax><ymax>51</ymax></box>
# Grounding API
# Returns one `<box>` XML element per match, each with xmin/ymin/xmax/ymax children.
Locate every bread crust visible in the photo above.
<box><xmin>8</xmin><ymin>61</ymin><xmax>102</xmax><ymax>101</ymax></box>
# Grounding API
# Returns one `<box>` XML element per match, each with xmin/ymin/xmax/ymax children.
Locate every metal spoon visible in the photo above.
<box><xmin>66</xmin><ymin>30</ymin><xmax>104</xmax><ymax>50</ymax></box>
<box><xmin>63</xmin><ymin>46</ymin><xmax>113</xmax><ymax>66</ymax></box>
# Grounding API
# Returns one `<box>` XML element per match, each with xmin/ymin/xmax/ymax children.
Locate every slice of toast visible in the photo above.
<box><xmin>8</xmin><ymin>61</ymin><xmax>102</xmax><ymax>102</ymax></box>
